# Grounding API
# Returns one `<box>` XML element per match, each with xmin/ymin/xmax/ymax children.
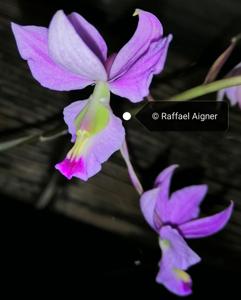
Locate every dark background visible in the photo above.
<box><xmin>0</xmin><ymin>0</ymin><xmax>241</xmax><ymax>298</ymax></box>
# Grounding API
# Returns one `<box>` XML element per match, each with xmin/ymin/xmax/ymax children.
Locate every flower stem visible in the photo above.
<box><xmin>120</xmin><ymin>139</ymin><xmax>143</xmax><ymax>195</ymax></box>
<box><xmin>0</xmin><ymin>127</ymin><xmax>67</xmax><ymax>152</ymax></box>
<box><xmin>170</xmin><ymin>76</ymin><xmax>241</xmax><ymax>101</ymax></box>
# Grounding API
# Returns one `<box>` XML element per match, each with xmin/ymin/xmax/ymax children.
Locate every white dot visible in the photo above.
<box><xmin>134</xmin><ymin>260</ymin><xmax>141</xmax><ymax>266</ymax></box>
<box><xmin>122</xmin><ymin>112</ymin><xmax>131</xmax><ymax>121</ymax></box>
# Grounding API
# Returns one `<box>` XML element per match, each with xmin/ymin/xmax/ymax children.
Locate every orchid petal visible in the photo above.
<box><xmin>154</xmin><ymin>164</ymin><xmax>178</xmax><ymax>186</ymax></box>
<box><xmin>140</xmin><ymin>165</ymin><xmax>178</xmax><ymax>230</ymax></box>
<box><xmin>11</xmin><ymin>23</ymin><xmax>92</xmax><ymax>90</ymax></box>
<box><xmin>68</xmin><ymin>12</ymin><xmax>108</xmax><ymax>63</ymax></box>
<box><xmin>154</xmin><ymin>165</ymin><xmax>178</xmax><ymax>223</ymax></box>
<box><xmin>167</xmin><ymin>185</ymin><xmax>208</xmax><ymax>225</ymax></box>
<box><xmin>109</xmin><ymin>8</ymin><xmax>163</xmax><ymax>78</ymax></box>
<box><xmin>226</xmin><ymin>85</ymin><xmax>241</xmax><ymax>108</ymax></box>
<box><xmin>48</xmin><ymin>10</ymin><xmax>107</xmax><ymax>81</ymax></box>
<box><xmin>217</xmin><ymin>63</ymin><xmax>241</xmax><ymax>108</ymax></box>
<box><xmin>108</xmin><ymin>9</ymin><xmax>172</xmax><ymax>102</ymax></box>
<box><xmin>140</xmin><ymin>187</ymin><xmax>160</xmax><ymax>231</ymax></box>
<box><xmin>179</xmin><ymin>201</ymin><xmax>233</xmax><ymax>239</ymax></box>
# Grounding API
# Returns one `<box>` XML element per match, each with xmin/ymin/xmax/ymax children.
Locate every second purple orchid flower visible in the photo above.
<box><xmin>218</xmin><ymin>62</ymin><xmax>241</xmax><ymax>108</ymax></box>
<box><xmin>140</xmin><ymin>165</ymin><xmax>233</xmax><ymax>296</ymax></box>
<box><xmin>12</xmin><ymin>9</ymin><xmax>172</xmax><ymax>181</ymax></box>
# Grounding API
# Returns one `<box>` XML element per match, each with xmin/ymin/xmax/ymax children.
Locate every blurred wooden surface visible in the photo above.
<box><xmin>0</xmin><ymin>0</ymin><xmax>241</xmax><ymax>267</ymax></box>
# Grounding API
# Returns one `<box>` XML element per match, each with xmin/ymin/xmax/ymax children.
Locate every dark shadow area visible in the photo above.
<box><xmin>1</xmin><ymin>197</ymin><xmax>240</xmax><ymax>298</ymax></box>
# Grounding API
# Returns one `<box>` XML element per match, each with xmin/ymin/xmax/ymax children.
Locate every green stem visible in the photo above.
<box><xmin>120</xmin><ymin>139</ymin><xmax>143</xmax><ymax>195</ymax></box>
<box><xmin>0</xmin><ymin>127</ymin><xmax>67</xmax><ymax>152</ymax></box>
<box><xmin>170</xmin><ymin>76</ymin><xmax>241</xmax><ymax>101</ymax></box>
<box><xmin>92</xmin><ymin>81</ymin><xmax>110</xmax><ymax>101</ymax></box>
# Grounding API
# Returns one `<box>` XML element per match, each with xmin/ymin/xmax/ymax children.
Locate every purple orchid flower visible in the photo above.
<box><xmin>11</xmin><ymin>9</ymin><xmax>172</xmax><ymax>180</ymax></box>
<box><xmin>140</xmin><ymin>165</ymin><xmax>233</xmax><ymax>296</ymax></box>
<box><xmin>218</xmin><ymin>62</ymin><xmax>241</xmax><ymax>108</ymax></box>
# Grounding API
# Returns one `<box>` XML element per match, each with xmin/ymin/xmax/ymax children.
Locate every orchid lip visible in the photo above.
<box><xmin>55</xmin><ymin>157</ymin><xmax>86</xmax><ymax>180</ymax></box>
